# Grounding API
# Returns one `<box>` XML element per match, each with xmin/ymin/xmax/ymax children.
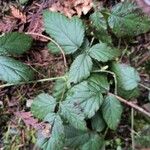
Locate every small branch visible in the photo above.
<box><xmin>0</xmin><ymin>76</ymin><xmax>66</xmax><ymax>88</ymax></box>
<box><xmin>139</xmin><ymin>83</ymin><xmax>150</xmax><ymax>91</ymax></box>
<box><xmin>109</xmin><ymin>93</ymin><xmax>150</xmax><ymax>118</ymax></box>
<box><xmin>25</xmin><ymin>32</ymin><xmax>67</xmax><ymax>70</ymax></box>
<box><xmin>131</xmin><ymin>108</ymin><xmax>135</xmax><ymax>150</ymax></box>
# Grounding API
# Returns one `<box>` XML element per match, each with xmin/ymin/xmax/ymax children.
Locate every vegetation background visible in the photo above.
<box><xmin>0</xmin><ymin>0</ymin><xmax>150</xmax><ymax>150</ymax></box>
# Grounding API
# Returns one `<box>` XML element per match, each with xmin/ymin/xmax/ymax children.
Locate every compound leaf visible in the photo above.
<box><xmin>37</xmin><ymin>113</ymin><xmax>65</xmax><ymax>150</ymax></box>
<box><xmin>69</xmin><ymin>53</ymin><xmax>93</xmax><ymax>83</ymax></box>
<box><xmin>91</xmin><ymin>111</ymin><xmax>106</xmax><ymax>132</ymax></box>
<box><xmin>90</xmin><ymin>12</ymin><xmax>112</xmax><ymax>44</ymax></box>
<box><xmin>81</xmin><ymin>133</ymin><xmax>104</xmax><ymax>150</ymax></box>
<box><xmin>65</xmin><ymin>125</ymin><xmax>90</xmax><ymax>148</ymax></box>
<box><xmin>88</xmin><ymin>74</ymin><xmax>110</xmax><ymax>93</ymax></box>
<box><xmin>66</xmin><ymin>78</ymin><xmax>104</xmax><ymax>118</ymax></box>
<box><xmin>0</xmin><ymin>32</ymin><xmax>32</xmax><ymax>55</ymax></box>
<box><xmin>112</xmin><ymin>62</ymin><xmax>140</xmax><ymax>91</ymax></box>
<box><xmin>44</xmin><ymin>11</ymin><xmax>85</xmax><ymax>54</ymax></box>
<box><xmin>102</xmin><ymin>95</ymin><xmax>123</xmax><ymax>130</ymax></box>
<box><xmin>0</xmin><ymin>56</ymin><xmax>34</xmax><ymax>83</ymax></box>
<box><xmin>89</xmin><ymin>43</ymin><xmax>120</xmax><ymax>62</ymax></box>
<box><xmin>108</xmin><ymin>1</ymin><xmax>150</xmax><ymax>37</ymax></box>
<box><xmin>31</xmin><ymin>93</ymin><xmax>56</xmax><ymax>119</ymax></box>
<box><xmin>52</xmin><ymin>78</ymin><xmax>68</xmax><ymax>101</ymax></box>
<box><xmin>60</xmin><ymin>102</ymin><xmax>87</xmax><ymax>131</ymax></box>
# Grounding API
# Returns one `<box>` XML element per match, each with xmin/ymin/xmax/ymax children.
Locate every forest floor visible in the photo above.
<box><xmin>0</xmin><ymin>0</ymin><xmax>150</xmax><ymax>150</ymax></box>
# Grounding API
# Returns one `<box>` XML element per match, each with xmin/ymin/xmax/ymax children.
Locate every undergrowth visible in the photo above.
<box><xmin>0</xmin><ymin>1</ymin><xmax>150</xmax><ymax>150</ymax></box>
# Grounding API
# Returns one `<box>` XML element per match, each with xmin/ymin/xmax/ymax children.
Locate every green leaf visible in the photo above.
<box><xmin>0</xmin><ymin>56</ymin><xmax>34</xmax><ymax>83</ymax></box>
<box><xmin>81</xmin><ymin>133</ymin><xmax>104</xmax><ymax>150</ymax></box>
<box><xmin>108</xmin><ymin>1</ymin><xmax>150</xmax><ymax>37</ymax></box>
<box><xmin>135</xmin><ymin>126</ymin><xmax>150</xmax><ymax>148</ymax></box>
<box><xmin>60</xmin><ymin>102</ymin><xmax>87</xmax><ymax>130</ymax></box>
<box><xmin>31</xmin><ymin>93</ymin><xmax>56</xmax><ymax>119</ymax></box>
<box><xmin>0</xmin><ymin>32</ymin><xmax>32</xmax><ymax>55</ymax></box>
<box><xmin>88</xmin><ymin>74</ymin><xmax>110</xmax><ymax>93</ymax></box>
<box><xmin>90</xmin><ymin>12</ymin><xmax>112</xmax><ymax>44</ymax></box>
<box><xmin>91</xmin><ymin>111</ymin><xmax>106</xmax><ymax>132</ymax></box>
<box><xmin>102</xmin><ymin>95</ymin><xmax>123</xmax><ymax>130</ymax></box>
<box><xmin>43</xmin><ymin>11</ymin><xmax>85</xmax><ymax>54</ymax></box>
<box><xmin>65</xmin><ymin>125</ymin><xmax>90</xmax><ymax>148</ymax></box>
<box><xmin>52</xmin><ymin>78</ymin><xmax>67</xmax><ymax>101</ymax></box>
<box><xmin>19</xmin><ymin>0</ymin><xmax>29</xmax><ymax>4</ymax></box>
<box><xmin>69</xmin><ymin>53</ymin><xmax>93</xmax><ymax>83</ymax></box>
<box><xmin>118</xmin><ymin>87</ymin><xmax>140</xmax><ymax>99</ymax></box>
<box><xmin>47</xmin><ymin>42</ymin><xmax>61</xmax><ymax>54</ymax></box>
<box><xmin>89</xmin><ymin>43</ymin><xmax>120</xmax><ymax>62</ymax></box>
<box><xmin>37</xmin><ymin>114</ymin><xmax>65</xmax><ymax>150</ymax></box>
<box><xmin>66</xmin><ymin>79</ymin><xmax>104</xmax><ymax>118</ymax></box>
<box><xmin>112</xmin><ymin>62</ymin><xmax>140</xmax><ymax>91</ymax></box>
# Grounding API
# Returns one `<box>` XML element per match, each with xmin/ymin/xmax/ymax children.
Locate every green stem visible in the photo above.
<box><xmin>0</xmin><ymin>76</ymin><xmax>66</xmax><ymax>88</ymax></box>
<box><xmin>104</xmin><ymin>127</ymin><xmax>109</xmax><ymax>138</ymax></box>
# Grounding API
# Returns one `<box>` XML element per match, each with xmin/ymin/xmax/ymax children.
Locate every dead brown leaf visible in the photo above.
<box><xmin>49</xmin><ymin>0</ymin><xmax>93</xmax><ymax>17</ymax></box>
<box><xmin>10</xmin><ymin>5</ymin><xmax>26</xmax><ymax>23</ymax></box>
<box><xmin>15</xmin><ymin>111</ymin><xmax>44</xmax><ymax>129</ymax></box>
<box><xmin>0</xmin><ymin>15</ymin><xmax>17</xmax><ymax>33</ymax></box>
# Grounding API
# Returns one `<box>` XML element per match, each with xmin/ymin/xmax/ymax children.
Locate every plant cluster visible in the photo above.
<box><xmin>0</xmin><ymin>1</ymin><xmax>150</xmax><ymax>150</ymax></box>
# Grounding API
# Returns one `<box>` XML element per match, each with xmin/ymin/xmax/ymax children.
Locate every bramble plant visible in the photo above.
<box><xmin>0</xmin><ymin>1</ymin><xmax>150</xmax><ymax>150</ymax></box>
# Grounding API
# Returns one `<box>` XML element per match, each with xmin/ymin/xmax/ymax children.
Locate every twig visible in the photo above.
<box><xmin>25</xmin><ymin>32</ymin><xmax>67</xmax><ymax>70</ymax></box>
<box><xmin>109</xmin><ymin>93</ymin><xmax>150</xmax><ymax>118</ymax></box>
<box><xmin>131</xmin><ymin>108</ymin><xmax>135</xmax><ymax>150</ymax></box>
<box><xmin>139</xmin><ymin>83</ymin><xmax>150</xmax><ymax>91</ymax></box>
<box><xmin>0</xmin><ymin>76</ymin><xmax>66</xmax><ymax>88</ymax></box>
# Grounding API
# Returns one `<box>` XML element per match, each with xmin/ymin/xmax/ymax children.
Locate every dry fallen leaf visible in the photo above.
<box><xmin>49</xmin><ymin>0</ymin><xmax>93</xmax><ymax>17</ymax></box>
<box><xmin>10</xmin><ymin>5</ymin><xmax>26</xmax><ymax>23</ymax></box>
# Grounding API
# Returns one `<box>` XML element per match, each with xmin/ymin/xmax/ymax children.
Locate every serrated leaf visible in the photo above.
<box><xmin>0</xmin><ymin>56</ymin><xmax>34</xmax><ymax>83</ymax></box>
<box><xmin>66</xmin><ymin>79</ymin><xmax>104</xmax><ymax>118</ymax></box>
<box><xmin>102</xmin><ymin>95</ymin><xmax>123</xmax><ymax>130</ymax></box>
<box><xmin>65</xmin><ymin>125</ymin><xmax>90</xmax><ymax>148</ymax></box>
<box><xmin>0</xmin><ymin>32</ymin><xmax>32</xmax><ymax>55</ymax></box>
<box><xmin>135</xmin><ymin>126</ymin><xmax>150</xmax><ymax>148</ymax></box>
<box><xmin>37</xmin><ymin>114</ymin><xmax>65</xmax><ymax>150</ymax></box>
<box><xmin>69</xmin><ymin>53</ymin><xmax>93</xmax><ymax>83</ymax></box>
<box><xmin>60</xmin><ymin>102</ymin><xmax>87</xmax><ymax>130</ymax></box>
<box><xmin>90</xmin><ymin>12</ymin><xmax>107</xmax><ymax>30</ymax></box>
<box><xmin>112</xmin><ymin>62</ymin><xmax>140</xmax><ymax>91</ymax></box>
<box><xmin>118</xmin><ymin>87</ymin><xmax>140</xmax><ymax>99</ymax></box>
<box><xmin>81</xmin><ymin>133</ymin><xmax>104</xmax><ymax>150</ymax></box>
<box><xmin>43</xmin><ymin>11</ymin><xmax>85</xmax><ymax>54</ymax></box>
<box><xmin>52</xmin><ymin>78</ymin><xmax>67</xmax><ymax>101</ymax></box>
<box><xmin>31</xmin><ymin>93</ymin><xmax>56</xmax><ymax>119</ymax></box>
<box><xmin>108</xmin><ymin>1</ymin><xmax>150</xmax><ymax>37</ymax></box>
<box><xmin>90</xmin><ymin>12</ymin><xmax>112</xmax><ymax>44</ymax></box>
<box><xmin>91</xmin><ymin>111</ymin><xmax>106</xmax><ymax>132</ymax></box>
<box><xmin>88</xmin><ymin>74</ymin><xmax>110</xmax><ymax>93</ymax></box>
<box><xmin>89</xmin><ymin>43</ymin><xmax>120</xmax><ymax>62</ymax></box>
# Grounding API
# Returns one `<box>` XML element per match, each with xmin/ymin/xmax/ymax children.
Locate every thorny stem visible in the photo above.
<box><xmin>109</xmin><ymin>93</ymin><xmax>150</xmax><ymax>118</ymax></box>
<box><xmin>0</xmin><ymin>76</ymin><xmax>66</xmax><ymax>88</ymax></box>
<box><xmin>25</xmin><ymin>32</ymin><xmax>68</xmax><ymax>70</ymax></box>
